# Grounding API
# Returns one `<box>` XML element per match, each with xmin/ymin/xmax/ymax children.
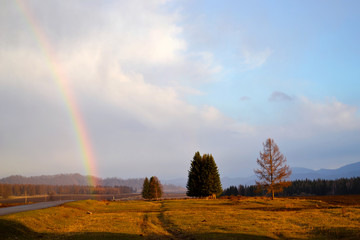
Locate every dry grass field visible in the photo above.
<box><xmin>1</xmin><ymin>196</ymin><xmax>360</xmax><ymax>239</ymax></box>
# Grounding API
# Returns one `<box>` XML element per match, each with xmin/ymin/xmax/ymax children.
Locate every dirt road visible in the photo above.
<box><xmin>0</xmin><ymin>200</ymin><xmax>73</xmax><ymax>216</ymax></box>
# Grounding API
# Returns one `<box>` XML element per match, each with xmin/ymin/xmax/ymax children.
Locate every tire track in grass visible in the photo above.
<box><xmin>140</xmin><ymin>202</ymin><xmax>174</xmax><ymax>240</ymax></box>
<box><xmin>157</xmin><ymin>201</ymin><xmax>193</xmax><ymax>240</ymax></box>
<box><xmin>140</xmin><ymin>213</ymin><xmax>149</xmax><ymax>236</ymax></box>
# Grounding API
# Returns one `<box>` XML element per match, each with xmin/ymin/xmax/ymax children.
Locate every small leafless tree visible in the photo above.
<box><xmin>254</xmin><ymin>138</ymin><xmax>292</xmax><ymax>199</ymax></box>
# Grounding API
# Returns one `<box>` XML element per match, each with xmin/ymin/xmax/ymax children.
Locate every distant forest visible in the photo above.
<box><xmin>0</xmin><ymin>184</ymin><xmax>135</xmax><ymax>199</ymax></box>
<box><xmin>222</xmin><ymin>177</ymin><xmax>360</xmax><ymax>197</ymax></box>
<box><xmin>0</xmin><ymin>174</ymin><xmax>185</xmax><ymax>193</ymax></box>
<box><xmin>0</xmin><ymin>174</ymin><xmax>144</xmax><ymax>188</ymax></box>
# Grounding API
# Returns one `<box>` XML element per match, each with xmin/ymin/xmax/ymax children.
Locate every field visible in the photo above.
<box><xmin>1</xmin><ymin>196</ymin><xmax>360</xmax><ymax>239</ymax></box>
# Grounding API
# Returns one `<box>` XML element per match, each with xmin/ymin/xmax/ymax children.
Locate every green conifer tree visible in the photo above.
<box><xmin>186</xmin><ymin>151</ymin><xmax>202</xmax><ymax>197</ymax></box>
<box><xmin>205</xmin><ymin>154</ymin><xmax>223</xmax><ymax>196</ymax></box>
<box><xmin>142</xmin><ymin>177</ymin><xmax>150</xmax><ymax>199</ymax></box>
<box><xmin>187</xmin><ymin>152</ymin><xmax>222</xmax><ymax>198</ymax></box>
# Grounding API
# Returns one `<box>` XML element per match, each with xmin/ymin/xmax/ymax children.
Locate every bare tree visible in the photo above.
<box><xmin>254</xmin><ymin>138</ymin><xmax>292</xmax><ymax>199</ymax></box>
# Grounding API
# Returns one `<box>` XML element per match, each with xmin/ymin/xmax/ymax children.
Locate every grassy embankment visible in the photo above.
<box><xmin>1</xmin><ymin>196</ymin><xmax>360</xmax><ymax>239</ymax></box>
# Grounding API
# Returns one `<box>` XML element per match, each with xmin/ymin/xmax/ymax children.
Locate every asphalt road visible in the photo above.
<box><xmin>0</xmin><ymin>200</ymin><xmax>73</xmax><ymax>216</ymax></box>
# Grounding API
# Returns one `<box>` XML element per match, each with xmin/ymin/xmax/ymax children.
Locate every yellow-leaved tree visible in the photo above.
<box><xmin>254</xmin><ymin>138</ymin><xmax>292</xmax><ymax>199</ymax></box>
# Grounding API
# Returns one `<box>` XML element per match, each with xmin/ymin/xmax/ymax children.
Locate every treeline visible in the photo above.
<box><xmin>0</xmin><ymin>183</ymin><xmax>135</xmax><ymax>199</ymax></box>
<box><xmin>222</xmin><ymin>177</ymin><xmax>360</xmax><ymax>197</ymax></box>
<box><xmin>283</xmin><ymin>177</ymin><xmax>360</xmax><ymax>196</ymax></box>
<box><xmin>222</xmin><ymin>185</ymin><xmax>260</xmax><ymax>197</ymax></box>
<box><xmin>0</xmin><ymin>174</ymin><xmax>144</xmax><ymax>190</ymax></box>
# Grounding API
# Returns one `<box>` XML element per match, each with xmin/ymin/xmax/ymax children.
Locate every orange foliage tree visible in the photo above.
<box><xmin>254</xmin><ymin>138</ymin><xmax>292</xmax><ymax>199</ymax></box>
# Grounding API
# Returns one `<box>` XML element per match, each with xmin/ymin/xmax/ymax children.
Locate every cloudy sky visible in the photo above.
<box><xmin>1</xmin><ymin>0</ymin><xmax>359</xmax><ymax>179</ymax></box>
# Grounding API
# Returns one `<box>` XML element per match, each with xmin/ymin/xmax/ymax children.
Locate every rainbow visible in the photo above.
<box><xmin>15</xmin><ymin>0</ymin><xmax>98</xmax><ymax>186</ymax></box>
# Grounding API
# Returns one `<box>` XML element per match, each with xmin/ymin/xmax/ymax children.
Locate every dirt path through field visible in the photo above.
<box><xmin>0</xmin><ymin>200</ymin><xmax>73</xmax><ymax>216</ymax></box>
<box><xmin>139</xmin><ymin>201</ymin><xmax>186</xmax><ymax>240</ymax></box>
<box><xmin>155</xmin><ymin>202</ymin><xmax>188</xmax><ymax>240</ymax></box>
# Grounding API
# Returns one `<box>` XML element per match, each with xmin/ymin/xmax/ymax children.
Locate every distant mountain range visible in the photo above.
<box><xmin>0</xmin><ymin>174</ymin><xmax>185</xmax><ymax>193</ymax></box>
<box><xmin>291</xmin><ymin>161</ymin><xmax>360</xmax><ymax>180</ymax></box>
<box><xmin>164</xmin><ymin>161</ymin><xmax>360</xmax><ymax>188</ymax></box>
<box><xmin>1</xmin><ymin>162</ymin><xmax>359</xmax><ymax>191</ymax></box>
<box><xmin>221</xmin><ymin>161</ymin><xmax>360</xmax><ymax>188</ymax></box>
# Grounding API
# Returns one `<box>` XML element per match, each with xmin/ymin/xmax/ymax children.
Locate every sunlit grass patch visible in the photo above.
<box><xmin>1</xmin><ymin>197</ymin><xmax>360</xmax><ymax>239</ymax></box>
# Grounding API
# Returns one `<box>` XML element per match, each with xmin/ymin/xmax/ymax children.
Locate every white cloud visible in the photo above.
<box><xmin>298</xmin><ymin>97</ymin><xmax>360</xmax><ymax>131</ymax></box>
<box><xmin>240</xmin><ymin>48</ymin><xmax>272</xmax><ymax>71</ymax></box>
<box><xmin>0</xmin><ymin>0</ymin><xmax>245</xmax><ymax>178</ymax></box>
<box><xmin>264</xmin><ymin>97</ymin><xmax>360</xmax><ymax>140</ymax></box>
<box><xmin>1</xmin><ymin>1</ymin><xmax>359</xmax><ymax>179</ymax></box>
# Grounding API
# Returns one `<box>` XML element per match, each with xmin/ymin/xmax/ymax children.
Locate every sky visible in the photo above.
<box><xmin>1</xmin><ymin>0</ymin><xmax>360</xmax><ymax>180</ymax></box>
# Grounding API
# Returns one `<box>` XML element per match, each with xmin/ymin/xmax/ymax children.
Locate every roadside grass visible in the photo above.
<box><xmin>1</xmin><ymin>197</ymin><xmax>360</xmax><ymax>239</ymax></box>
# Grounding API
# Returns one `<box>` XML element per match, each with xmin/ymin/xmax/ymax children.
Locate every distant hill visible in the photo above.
<box><xmin>0</xmin><ymin>174</ymin><xmax>186</xmax><ymax>193</ymax></box>
<box><xmin>0</xmin><ymin>173</ymin><xmax>94</xmax><ymax>186</ymax></box>
<box><xmin>220</xmin><ymin>161</ymin><xmax>360</xmax><ymax>188</ymax></box>
<box><xmin>290</xmin><ymin>161</ymin><xmax>360</xmax><ymax>181</ymax></box>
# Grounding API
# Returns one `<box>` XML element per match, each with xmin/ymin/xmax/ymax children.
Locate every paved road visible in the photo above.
<box><xmin>0</xmin><ymin>200</ymin><xmax>73</xmax><ymax>216</ymax></box>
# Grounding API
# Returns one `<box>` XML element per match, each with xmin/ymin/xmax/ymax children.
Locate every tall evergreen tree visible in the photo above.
<box><xmin>142</xmin><ymin>176</ymin><xmax>163</xmax><ymax>200</ymax></box>
<box><xmin>142</xmin><ymin>177</ymin><xmax>150</xmax><ymax>199</ymax></box>
<box><xmin>206</xmin><ymin>154</ymin><xmax>222</xmax><ymax>196</ymax></box>
<box><xmin>254</xmin><ymin>138</ymin><xmax>292</xmax><ymax>199</ymax></box>
<box><xmin>149</xmin><ymin>176</ymin><xmax>163</xmax><ymax>199</ymax></box>
<box><xmin>187</xmin><ymin>152</ymin><xmax>222</xmax><ymax>198</ymax></box>
<box><xmin>186</xmin><ymin>151</ymin><xmax>202</xmax><ymax>197</ymax></box>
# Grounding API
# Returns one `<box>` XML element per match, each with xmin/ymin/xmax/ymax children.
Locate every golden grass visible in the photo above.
<box><xmin>162</xmin><ymin>198</ymin><xmax>360</xmax><ymax>239</ymax></box>
<box><xmin>1</xmin><ymin>197</ymin><xmax>360</xmax><ymax>239</ymax></box>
